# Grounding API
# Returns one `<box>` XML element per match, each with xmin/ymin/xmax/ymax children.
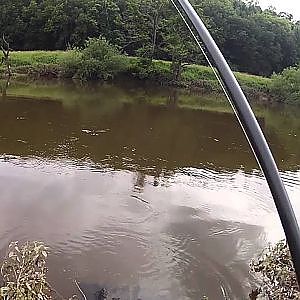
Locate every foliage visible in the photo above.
<box><xmin>270</xmin><ymin>66</ymin><xmax>300</xmax><ymax>104</ymax></box>
<box><xmin>59</xmin><ymin>50</ymin><xmax>83</xmax><ymax>78</ymax></box>
<box><xmin>251</xmin><ymin>240</ymin><xmax>300</xmax><ymax>299</ymax></box>
<box><xmin>130</xmin><ymin>57</ymin><xmax>172</xmax><ymax>82</ymax></box>
<box><xmin>64</xmin><ymin>38</ymin><xmax>128</xmax><ymax>80</ymax></box>
<box><xmin>0</xmin><ymin>241</ymin><xmax>51</xmax><ymax>300</ymax></box>
<box><xmin>160</xmin><ymin>4</ymin><xmax>205</xmax><ymax>82</ymax></box>
<box><xmin>1</xmin><ymin>0</ymin><xmax>300</xmax><ymax>76</ymax></box>
<box><xmin>0</xmin><ymin>241</ymin><xmax>84</xmax><ymax>300</ymax></box>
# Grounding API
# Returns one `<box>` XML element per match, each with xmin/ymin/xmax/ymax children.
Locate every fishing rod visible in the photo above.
<box><xmin>172</xmin><ymin>0</ymin><xmax>300</xmax><ymax>283</ymax></box>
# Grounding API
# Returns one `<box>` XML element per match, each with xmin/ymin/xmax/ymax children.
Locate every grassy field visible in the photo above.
<box><xmin>8</xmin><ymin>51</ymin><xmax>80</xmax><ymax>66</ymax></box>
<box><xmin>1</xmin><ymin>50</ymin><xmax>272</xmax><ymax>97</ymax></box>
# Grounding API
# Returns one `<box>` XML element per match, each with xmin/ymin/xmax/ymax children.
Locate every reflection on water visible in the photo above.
<box><xmin>0</xmin><ymin>77</ymin><xmax>10</xmax><ymax>98</ymax></box>
<box><xmin>0</xmin><ymin>80</ymin><xmax>300</xmax><ymax>299</ymax></box>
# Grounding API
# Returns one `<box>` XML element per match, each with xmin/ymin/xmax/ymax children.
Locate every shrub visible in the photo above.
<box><xmin>77</xmin><ymin>37</ymin><xmax>128</xmax><ymax>80</ymax></box>
<box><xmin>0</xmin><ymin>241</ymin><xmax>52</xmax><ymax>299</ymax></box>
<box><xmin>270</xmin><ymin>66</ymin><xmax>300</xmax><ymax>104</ymax></box>
<box><xmin>131</xmin><ymin>58</ymin><xmax>172</xmax><ymax>82</ymax></box>
<box><xmin>59</xmin><ymin>50</ymin><xmax>82</xmax><ymax>78</ymax></box>
<box><xmin>251</xmin><ymin>240</ymin><xmax>300</xmax><ymax>299</ymax></box>
<box><xmin>0</xmin><ymin>241</ymin><xmax>83</xmax><ymax>300</ymax></box>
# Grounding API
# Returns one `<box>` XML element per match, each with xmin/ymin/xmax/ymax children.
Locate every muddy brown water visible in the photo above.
<box><xmin>0</xmin><ymin>80</ymin><xmax>300</xmax><ymax>299</ymax></box>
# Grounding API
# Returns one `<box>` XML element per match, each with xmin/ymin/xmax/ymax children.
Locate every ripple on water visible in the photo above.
<box><xmin>0</xmin><ymin>153</ymin><xmax>298</xmax><ymax>299</ymax></box>
<box><xmin>281</xmin><ymin>170</ymin><xmax>300</xmax><ymax>190</ymax></box>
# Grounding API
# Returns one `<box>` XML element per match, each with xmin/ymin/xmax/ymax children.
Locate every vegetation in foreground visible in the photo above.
<box><xmin>0</xmin><ymin>242</ymin><xmax>86</xmax><ymax>300</ymax></box>
<box><xmin>0</xmin><ymin>240</ymin><xmax>298</xmax><ymax>299</ymax></box>
<box><xmin>0</xmin><ymin>241</ymin><xmax>55</xmax><ymax>299</ymax></box>
<box><xmin>251</xmin><ymin>240</ymin><xmax>300</xmax><ymax>299</ymax></box>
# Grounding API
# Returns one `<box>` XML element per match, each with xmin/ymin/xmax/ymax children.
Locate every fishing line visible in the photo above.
<box><xmin>170</xmin><ymin>0</ymin><xmax>259</xmax><ymax>186</ymax></box>
<box><xmin>170</xmin><ymin>0</ymin><xmax>231</xmax><ymax>103</ymax></box>
<box><xmin>170</xmin><ymin>0</ymin><xmax>246</xmax><ymax>144</ymax></box>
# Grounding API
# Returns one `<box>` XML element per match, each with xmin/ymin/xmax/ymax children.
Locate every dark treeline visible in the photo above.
<box><xmin>1</xmin><ymin>0</ymin><xmax>300</xmax><ymax>76</ymax></box>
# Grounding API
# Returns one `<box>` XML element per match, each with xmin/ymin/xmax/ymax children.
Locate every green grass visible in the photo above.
<box><xmin>177</xmin><ymin>62</ymin><xmax>271</xmax><ymax>93</ymax></box>
<box><xmin>9</xmin><ymin>51</ymin><xmax>69</xmax><ymax>66</ymax></box>
<box><xmin>1</xmin><ymin>50</ymin><xmax>272</xmax><ymax>96</ymax></box>
<box><xmin>235</xmin><ymin>71</ymin><xmax>272</xmax><ymax>92</ymax></box>
<box><xmin>129</xmin><ymin>57</ymin><xmax>272</xmax><ymax>94</ymax></box>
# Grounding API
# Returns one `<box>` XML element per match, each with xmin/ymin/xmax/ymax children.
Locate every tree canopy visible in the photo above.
<box><xmin>1</xmin><ymin>0</ymin><xmax>299</xmax><ymax>76</ymax></box>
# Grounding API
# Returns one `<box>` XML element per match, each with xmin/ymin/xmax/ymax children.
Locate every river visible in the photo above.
<box><xmin>0</xmin><ymin>79</ymin><xmax>299</xmax><ymax>299</ymax></box>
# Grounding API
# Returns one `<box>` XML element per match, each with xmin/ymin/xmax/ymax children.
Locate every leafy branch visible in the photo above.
<box><xmin>0</xmin><ymin>241</ymin><xmax>85</xmax><ymax>300</ymax></box>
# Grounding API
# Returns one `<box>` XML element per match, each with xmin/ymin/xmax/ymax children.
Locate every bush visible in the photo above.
<box><xmin>251</xmin><ymin>240</ymin><xmax>300</xmax><ymax>299</ymax></box>
<box><xmin>54</xmin><ymin>38</ymin><xmax>128</xmax><ymax>80</ymax></box>
<box><xmin>0</xmin><ymin>241</ymin><xmax>83</xmax><ymax>300</ymax></box>
<box><xmin>59</xmin><ymin>50</ymin><xmax>82</xmax><ymax>78</ymax></box>
<box><xmin>270</xmin><ymin>66</ymin><xmax>300</xmax><ymax>104</ymax></box>
<box><xmin>131</xmin><ymin>58</ymin><xmax>172</xmax><ymax>82</ymax></box>
<box><xmin>0</xmin><ymin>241</ymin><xmax>52</xmax><ymax>299</ymax></box>
<box><xmin>77</xmin><ymin>37</ymin><xmax>128</xmax><ymax>80</ymax></box>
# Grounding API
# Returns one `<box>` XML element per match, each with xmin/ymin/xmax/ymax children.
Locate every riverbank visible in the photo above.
<box><xmin>0</xmin><ymin>51</ymin><xmax>273</xmax><ymax>103</ymax></box>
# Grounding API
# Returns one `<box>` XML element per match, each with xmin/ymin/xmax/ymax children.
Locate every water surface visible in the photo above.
<box><xmin>0</xmin><ymin>79</ymin><xmax>300</xmax><ymax>299</ymax></box>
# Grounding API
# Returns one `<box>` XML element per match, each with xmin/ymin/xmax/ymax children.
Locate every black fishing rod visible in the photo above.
<box><xmin>173</xmin><ymin>0</ymin><xmax>300</xmax><ymax>283</ymax></box>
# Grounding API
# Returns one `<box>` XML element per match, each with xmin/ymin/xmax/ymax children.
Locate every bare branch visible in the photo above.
<box><xmin>0</xmin><ymin>34</ymin><xmax>12</xmax><ymax>76</ymax></box>
<box><xmin>2</xmin><ymin>34</ymin><xmax>10</xmax><ymax>50</ymax></box>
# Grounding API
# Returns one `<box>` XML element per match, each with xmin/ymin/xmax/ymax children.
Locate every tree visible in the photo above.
<box><xmin>271</xmin><ymin>65</ymin><xmax>300</xmax><ymax>104</ymax></box>
<box><xmin>161</xmin><ymin>2</ymin><xmax>205</xmax><ymax>81</ymax></box>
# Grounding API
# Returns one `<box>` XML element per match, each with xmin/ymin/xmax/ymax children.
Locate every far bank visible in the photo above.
<box><xmin>0</xmin><ymin>49</ymin><xmax>275</xmax><ymax>105</ymax></box>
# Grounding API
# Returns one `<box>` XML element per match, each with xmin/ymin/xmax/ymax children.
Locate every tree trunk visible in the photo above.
<box><xmin>151</xmin><ymin>10</ymin><xmax>159</xmax><ymax>58</ymax></box>
<box><xmin>171</xmin><ymin>61</ymin><xmax>182</xmax><ymax>82</ymax></box>
<box><xmin>151</xmin><ymin>2</ymin><xmax>164</xmax><ymax>59</ymax></box>
<box><xmin>1</xmin><ymin>35</ymin><xmax>12</xmax><ymax>77</ymax></box>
